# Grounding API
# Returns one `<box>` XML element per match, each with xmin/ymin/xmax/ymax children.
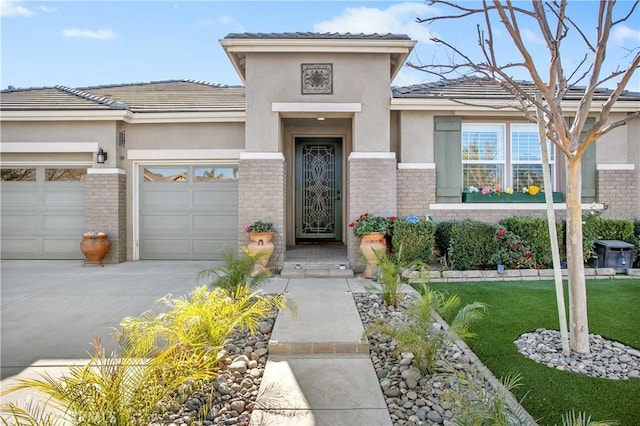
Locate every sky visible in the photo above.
<box><xmin>1</xmin><ymin>0</ymin><xmax>639</xmax><ymax>91</ymax></box>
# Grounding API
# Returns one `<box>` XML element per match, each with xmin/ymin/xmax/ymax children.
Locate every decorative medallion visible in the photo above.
<box><xmin>301</xmin><ymin>63</ymin><xmax>333</xmax><ymax>94</ymax></box>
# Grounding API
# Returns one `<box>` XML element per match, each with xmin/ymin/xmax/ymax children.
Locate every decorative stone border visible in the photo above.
<box><xmin>406</xmin><ymin>268</ymin><xmax>640</xmax><ymax>283</ymax></box>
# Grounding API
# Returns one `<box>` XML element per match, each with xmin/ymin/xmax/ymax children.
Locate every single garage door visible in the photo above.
<box><xmin>1</xmin><ymin>167</ymin><xmax>86</xmax><ymax>259</ymax></box>
<box><xmin>140</xmin><ymin>165</ymin><xmax>238</xmax><ymax>260</ymax></box>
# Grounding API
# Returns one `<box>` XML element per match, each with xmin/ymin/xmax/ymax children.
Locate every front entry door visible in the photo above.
<box><xmin>295</xmin><ymin>137</ymin><xmax>342</xmax><ymax>241</ymax></box>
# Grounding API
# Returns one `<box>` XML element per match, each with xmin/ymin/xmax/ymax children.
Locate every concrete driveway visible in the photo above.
<box><xmin>0</xmin><ymin>260</ymin><xmax>221</xmax><ymax>380</ymax></box>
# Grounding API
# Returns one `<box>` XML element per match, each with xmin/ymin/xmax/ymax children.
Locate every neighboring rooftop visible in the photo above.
<box><xmin>224</xmin><ymin>32</ymin><xmax>412</xmax><ymax>40</ymax></box>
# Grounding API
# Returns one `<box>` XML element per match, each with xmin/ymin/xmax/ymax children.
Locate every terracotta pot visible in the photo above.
<box><xmin>359</xmin><ymin>232</ymin><xmax>387</xmax><ymax>279</ymax></box>
<box><xmin>80</xmin><ymin>233</ymin><xmax>110</xmax><ymax>266</ymax></box>
<box><xmin>246</xmin><ymin>232</ymin><xmax>275</xmax><ymax>275</ymax></box>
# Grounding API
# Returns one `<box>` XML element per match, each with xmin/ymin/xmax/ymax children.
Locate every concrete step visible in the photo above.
<box><xmin>280</xmin><ymin>261</ymin><xmax>354</xmax><ymax>278</ymax></box>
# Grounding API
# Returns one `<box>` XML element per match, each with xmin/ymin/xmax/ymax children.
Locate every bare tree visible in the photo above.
<box><xmin>410</xmin><ymin>0</ymin><xmax>639</xmax><ymax>354</ymax></box>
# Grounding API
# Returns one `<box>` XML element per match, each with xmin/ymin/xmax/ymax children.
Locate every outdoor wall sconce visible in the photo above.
<box><xmin>96</xmin><ymin>148</ymin><xmax>108</xmax><ymax>164</ymax></box>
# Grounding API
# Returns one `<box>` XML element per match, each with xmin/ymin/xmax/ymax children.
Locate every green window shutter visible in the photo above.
<box><xmin>434</xmin><ymin>116</ymin><xmax>462</xmax><ymax>203</ymax></box>
<box><xmin>580</xmin><ymin>117</ymin><xmax>596</xmax><ymax>203</ymax></box>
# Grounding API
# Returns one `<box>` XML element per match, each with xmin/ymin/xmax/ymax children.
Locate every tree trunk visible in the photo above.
<box><xmin>565</xmin><ymin>159</ymin><xmax>590</xmax><ymax>354</ymax></box>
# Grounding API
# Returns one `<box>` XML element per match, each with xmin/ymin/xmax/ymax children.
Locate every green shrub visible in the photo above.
<box><xmin>435</xmin><ymin>220</ymin><xmax>497</xmax><ymax>270</ymax></box>
<box><xmin>582</xmin><ymin>215</ymin><xmax>635</xmax><ymax>262</ymax></box>
<box><xmin>499</xmin><ymin>216</ymin><xmax>564</xmax><ymax>268</ymax></box>
<box><xmin>391</xmin><ymin>218</ymin><xmax>435</xmax><ymax>264</ymax></box>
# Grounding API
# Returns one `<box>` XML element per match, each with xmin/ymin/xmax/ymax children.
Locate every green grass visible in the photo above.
<box><xmin>428</xmin><ymin>279</ymin><xmax>640</xmax><ymax>426</ymax></box>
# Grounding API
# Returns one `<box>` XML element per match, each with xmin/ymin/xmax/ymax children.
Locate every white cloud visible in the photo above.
<box><xmin>522</xmin><ymin>28</ymin><xmax>545</xmax><ymax>46</ymax></box>
<box><xmin>612</xmin><ymin>25</ymin><xmax>640</xmax><ymax>45</ymax></box>
<box><xmin>62</xmin><ymin>28</ymin><xmax>117</xmax><ymax>40</ymax></box>
<box><xmin>313</xmin><ymin>2</ymin><xmax>438</xmax><ymax>44</ymax></box>
<box><xmin>0</xmin><ymin>0</ymin><xmax>34</xmax><ymax>17</ymax></box>
<box><xmin>38</xmin><ymin>5</ymin><xmax>56</xmax><ymax>13</ymax></box>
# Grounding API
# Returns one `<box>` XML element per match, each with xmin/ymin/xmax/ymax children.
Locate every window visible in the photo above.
<box><xmin>143</xmin><ymin>167</ymin><xmax>188</xmax><ymax>182</ymax></box>
<box><xmin>462</xmin><ymin>124</ymin><xmax>505</xmax><ymax>189</ymax></box>
<box><xmin>195</xmin><ymin>166</ymin><xmax>238</xmax><ymax>182</ymax></box>
<box><xmin>461</xmin><ymin>123</ymin><xmax>555</xmax><ymax>191</ymax></box>
<box><xmin>45</xmin><ymin>168</ymin><xmax>86</xmax><ymax>181</ymax></box>
<box><xmin>511</xmin><ymin>124</ymin><xmax>555</xmax><ymax>190</ymax></box>
<box><xmin>0</xmin><ymin>168</ymin><xmax>36</xmax><ymax>181</ymax></box>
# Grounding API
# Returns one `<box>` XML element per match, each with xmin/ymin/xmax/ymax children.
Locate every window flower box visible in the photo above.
<box><xmin>462</xmin><ymin>192</ymin><xmax>565</xmax><ymax>203</ymax></box>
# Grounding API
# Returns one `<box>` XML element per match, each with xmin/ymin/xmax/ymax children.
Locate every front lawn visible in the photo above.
<box><xmin>428</xmin><ymin>279</ymin><xmax>640</xmax><ymax>425</ymax></box>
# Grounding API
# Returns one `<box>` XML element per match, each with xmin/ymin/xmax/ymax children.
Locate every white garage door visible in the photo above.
<box><xmin>139</xmin><ymin>165</ymin><xmax>238</xmax><ymax>260</ymax></box>
<box><xmin>1</xmin><ymin>167</ymin><xmax>86</xmax><ymax>259</ymax></box>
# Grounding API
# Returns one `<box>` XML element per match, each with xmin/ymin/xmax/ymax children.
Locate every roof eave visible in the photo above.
<box><xmin>0</xmin><ymin>110</ymin><xmax>131</xmax><ymax>121</ymax></box>
<box><xmin>390</xmin><ymin>98</ymin><xmax>640</xmax><ymax>113</ymax></box>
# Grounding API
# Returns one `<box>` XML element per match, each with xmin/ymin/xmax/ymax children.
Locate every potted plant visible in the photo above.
<box><xmin>80</xmin><ymin>231</ymin><xmax>110</xmax><ymax>266</ymax></box>
<box><xmin>349</xmin><ymin>213</ymin><xmax>396</xmax><ymax>278</ymax></box>
<box><xmin>244</xmin><ymin>221</ymin><xmax>275</xmax><ymax>274</ymax></box>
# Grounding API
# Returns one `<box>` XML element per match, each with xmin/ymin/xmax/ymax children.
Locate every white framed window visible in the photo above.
<box><xmin>462</xmin><ymin>124</ymin><xmax>506</xmax><ymax>189</ymax></box>
<box><xmin>511</xmin><ymin>124</ymin><xmax>555</xmax><ymax>191</ymax></box>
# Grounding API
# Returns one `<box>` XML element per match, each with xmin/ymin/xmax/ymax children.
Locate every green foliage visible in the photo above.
<box><xmin>245</xmin><ymin>221</ymin><xmax>274</xmax><ymax>233</ymax></box>
<box><xmin>366</xmin><ymin>246</ymin><xmax>423</xmax><ymax>308</ymax></box>
<box><xmin>1</xmin><ymin>336</ymin><xmax>216</xmax><ymax>426</ymax></box>
<box><xmin>349</xmin><ymin>213</ymin><xmax>395</xmax><ymax>237</ymax></box>
<box><xmin>558</xmin><ymin>411</ymin><xmax>617</xmax><ymax>426</ymax></box>
<box><xmin>582</xmin><ymin>213</ymin><xmax>634</xmax><ymax>262</ymax></box>
<box><xmin>445</xmin><ymin>372</ymin><xmax>527</xmax><ymax>426</ymax></box>
<box><xmin>491</xmin><ymin>227</ymin><xmax>539</xmax><ymax>269</ymax></box>
<box><xmin>435</xmin><ymin>220</ymin><xmax>497</xmax><ymax>270</ymax></box>
<box><xmin>120</xmin><ymin>285</ymin><xmax>286</xmax><ymax>359</ymax></box>
<box><xmin>635</xmin><ymin>221</ymin><xmax>640</xmax><ymax>265</ymax></box>
<box><xmin>369</xmin><ymin>283</ymin><xmax>486</xmax><ymax>375</ymax></box>
<box><xmin>199</xmin><ymin>249</ymin><xmax>271</xmax><ymax>292</ymax></box>
<box><xmin>499</xmin><ymin>216</ymin><xmax>564</xmax><ymax>268</ymax></box>
<box><xmin>391</xmin><ymin>218</ymin><xmax>435</xmax><ymax>264</ymax></box>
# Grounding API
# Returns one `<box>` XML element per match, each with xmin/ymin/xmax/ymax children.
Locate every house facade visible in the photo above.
<box><xmin>1</xmin><ymin>33</ymin><xmax>638</xmax><ymax>270</ymax></box>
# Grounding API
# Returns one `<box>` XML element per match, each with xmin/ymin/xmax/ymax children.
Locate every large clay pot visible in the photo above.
<box><xmin>246</xmin><ymin>232</ymin><xmax>275</xmax><ymax>275</ymax></box>
<box><xmin>359</xmin><ymin>232</ymin><xmax>387</xmax><ymax>279</ymax></box>
<box><xmin>80</xmin><ymin>233</ymin><xmax>110</xmax><ymax>266</ymax></box>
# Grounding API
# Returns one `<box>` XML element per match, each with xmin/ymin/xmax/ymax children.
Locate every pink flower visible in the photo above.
<box><xmin>493</xmin><ymin>184</ymin><xmax>502</xmax><ymax>193</ymax></box>
<box><xmin>481</xmin><ymin>187</ymin><xmax>490</xmax><ymax>195</ymax></box>
<box><xmin>244</xmin><ymin>225</ymin><xmax>250</xmax><ymax>232</ymax></box>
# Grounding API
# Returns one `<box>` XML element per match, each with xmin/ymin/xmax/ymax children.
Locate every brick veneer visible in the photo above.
<box><xmin>347</xmin><ymin>154</ymin><xmax>397</xmax><ymax>271</ymax></box>
<box><xmin>238</xmin><ymin>155</ymin><xmax>286</xmax><ymax>270</ymax></box>
<box><xmin>84</xmin><ymin>170</ymin><xmax>126</xmax><ymax>263</ymax></box>
<box><xmin>597</xmin><ymin>168</ymin><xmax>637</xmax><ymax>220</ymax></box>
<box><xmin>397</xmin><ymin>167</ymin><xmax>436</xmax><ymax>218</ymax></box>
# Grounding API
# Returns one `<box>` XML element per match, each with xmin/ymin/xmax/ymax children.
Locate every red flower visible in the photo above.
<box><xmin>515</xmin><ymin>243</ymin><xmax>522</xmax><ymax>250</ymax></box>
<box><xmin>525</xmin><ymin>252</ymin><xmax>533</xmax><ymax>259</ymax></box>
<box><xmin>348</xmin><ymin>222</ymin><xmax>355</xmax><ymax>228</ymax></box>
<box><xmin>390</xmin><ymin>216</ymin><xmax>397</xmax><ymax>221</ymax></box>
<box><xmin>496</xmin><ymin>228</ymin><xmax>506</xmax><ymax>238</ymax></box>
<box><xmin>359</xmin><ymin>213</ymin><xmax>369</xmax><ymax>220</ymax></box>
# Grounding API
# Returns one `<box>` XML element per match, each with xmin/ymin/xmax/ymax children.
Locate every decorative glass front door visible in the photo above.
<box><xmin>295</xmin><ymin>138</ymin><xmax>342</xmax><ymax>241</ymax></box>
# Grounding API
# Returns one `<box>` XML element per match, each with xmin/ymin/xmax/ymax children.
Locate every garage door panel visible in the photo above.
<box><xmin>1</xmin><ymin>215</ymin><xmax>39</xmax><ymax>233</ymax></box>
<box><xmin>43</xmin><ymin>239</ymin><xmax>80</xmax><ymax>258</ymax></box>
<box><xmin>44</xmin><ymin>190</ymin><xmax>85</xmax><ymax>207</ymax></box>
<box><xmin>193</xmin><ymin>215</ymin><xmax>237</xmax><ymax>234</ymax></box>
<box><xmin>141</xmin><ymin>239</ymin><xmax>191</xmax><ymax>259</ymax></box>
<box><xmin>193</xmin><ymin>187</ymin><xmax>237</xmax><ymax>207</ymax></box>
<box><xmin>43</xmin><ymin>214</ymin><xmax>85</xmax><ymax>231</ymax></box>
<box><xmin>1</xmin><ymin>190</ymin><xmax>39</xmax><ymax>207</ymax></box>
<box><xmin>142</xmin><ymin>215</ymin><xmax>190</xmax><ymax>233</ymax></box>
<box><xmin>143</xmin><ymin>191</ymin><xmax>190</xmax><ymax>208</ymax></box>
<box><xmin>193</xmin><ymin>240</ymin><xmax>236</xmax><ymax>258</ymax></box>
<box><xmin>1</xmin><ymin>238</ymin><xmax>39</xmax><ymax>256</ymax></box>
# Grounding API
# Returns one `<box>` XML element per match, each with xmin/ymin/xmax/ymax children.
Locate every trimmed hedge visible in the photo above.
<box><xmin>391</xmin><ymin>218</ymin><xmax>435</xmax><ymax>264</ymax></box>
<box><xmin>499</xmin><ymin>217</ymin><xmax>565</xmax><ymax>268</ymax></box>
<box><xmin>435</xmin><ymin>220</ymin><xmax>497</xmax><ymax>270</ymax></box>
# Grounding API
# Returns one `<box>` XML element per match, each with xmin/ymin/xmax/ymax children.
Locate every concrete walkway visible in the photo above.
<box><xmin>1</xmin><ymin>261</ymin><xmax>394</xmax><ymax>425</ymax></box>
<box><xmin>253</xmin><ymin>278</ymin><xmax>393</xmax><ymax>425</ymax></box>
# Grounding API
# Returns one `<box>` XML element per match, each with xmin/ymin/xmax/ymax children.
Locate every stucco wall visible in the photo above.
<box><xmin>245</xmin><ymin>52</ymin><xmax>392</xmax><ymax>153</ymax></box>
<box><xmin>121</xmin><ymin>122</ymin><xmax>245</xmax><ymax>150</ymax></box>
<box><xmin>1</xmin><ymin>121</ymin><xmax>116</xmax><ymax>144</ymax></box>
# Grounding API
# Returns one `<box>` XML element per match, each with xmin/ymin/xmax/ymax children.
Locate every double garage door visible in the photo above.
<box><xmin>139</xmin><ymin>165</ymin><xmax>238</xmax><ymax>260</ymax></box>
<box><xmin>1</xmin><ymin>167</ymin><xmax>86</xmax><ymax>259</ymax></box>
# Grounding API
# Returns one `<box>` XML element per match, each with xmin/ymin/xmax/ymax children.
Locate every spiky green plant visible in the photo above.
<box><xmin>199</xmin><ymin>249</ymin><xmax>271</xmax><ymax>293</ymax></box>
<box><xmin>559</xmin><ymin>411</ymin><xmax>617</xmax><ymax>426</ymax></box>
<box><xmin>366</xmin><ymin>246</ymin><xmax>423</xmax><ymax>308</ymax></box>
<box><xmin>120</xmin><ymin>285</ymin><xmax>286</xmax><ymax>358</ymax></box>
<box><xmin>368</xmin><ymin>283</ymin><xmax>486</xmax><ymax>375</ymax></box>
<box><xmin>1</xmin><ymin>335</ymin><xmax>216</xmax><ymax>426</ymax></box>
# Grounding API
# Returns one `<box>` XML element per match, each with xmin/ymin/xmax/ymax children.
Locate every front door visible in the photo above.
<box><xmin>295</xmin><ymin>137</ymin><xmax>342</xmax><ymax>241</ymax></box>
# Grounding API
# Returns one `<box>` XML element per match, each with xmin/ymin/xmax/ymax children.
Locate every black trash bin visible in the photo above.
<box><xmin>590</xmin><ymin>240</ymin><xmax>635</xmax><ymax>273</ymax></box>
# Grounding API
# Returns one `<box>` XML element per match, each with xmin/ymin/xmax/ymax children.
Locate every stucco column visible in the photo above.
<box><xmin>238</xmin><ymin>153</ymin><xmax>286</xmax><ymax>271</ymax></box>
<box><xmin>85</xmin><ymin>168</ymin><xmax>127</xmax><ymax>263</ymax></box>
<box><xmin>347</xmin><ymin>152</ymin><xmax>397</xmax><ymax>271</ymax></box>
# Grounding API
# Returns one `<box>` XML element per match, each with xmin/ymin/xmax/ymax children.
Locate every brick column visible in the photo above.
<box><xmin>347</xmin><ymin>153</ymin><xmax>397</xmax><ymax>271</ymax></box>
<box><xmin>397</xmin><ymin>163</ymin><xmax>436</xmax><ymax>218</ymax></box>
<box><xmin>85</xmin><ymin>169</ymin><xmax>127</xmax><ymax>263</ymax></box>
<box><xmin>238</xmin><ymin>153</ymin><xmax>286</xmax><ymax>271</ymax></box>
<box><xmin>596</xmin><ymin>165</ymin><xmax>637</xmax><ymax>220</ymax></box>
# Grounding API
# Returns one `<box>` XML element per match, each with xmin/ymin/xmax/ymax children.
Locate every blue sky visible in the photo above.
<box><xmin>1</xmin><ymin>0</ymin><xmax>639</xmax><ymax>91</ymax></box>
